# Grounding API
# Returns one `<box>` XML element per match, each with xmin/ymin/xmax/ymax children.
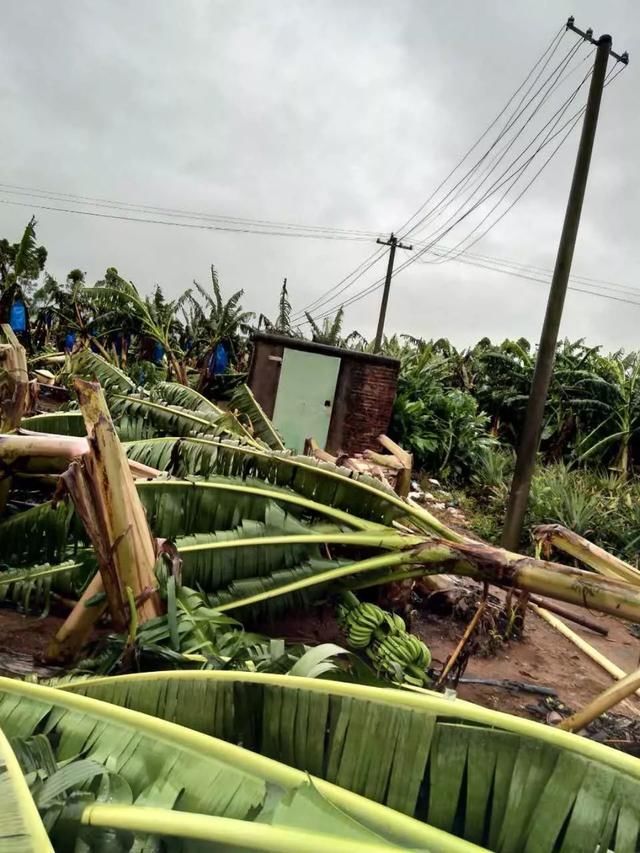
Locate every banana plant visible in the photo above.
<box><xmin>0</xmin><ymin>676</ymin><xmax>473</xmax><ymax>852</ymax></box>
<box><xmin>57</xmin><ymin>351</ymin><xmax>261</xmax><ymax>446</ymax></box>
<box><xmin>60</xmin><ymin>670</ymin><xmax>640</xmax><ymax>852</ymax></box>
<box><xmin>122</xmin><ymin>435</ymin><xmax>453</xmax><ymax>535</ymax></box>
<box><xmin>4</xmin><ymin>470</ymin><xmax>640</xmax><ymax>624</ymax></box>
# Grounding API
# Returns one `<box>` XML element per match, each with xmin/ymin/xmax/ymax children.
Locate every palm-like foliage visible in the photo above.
<box><xmin>85</xmin><ymin>273</ymin><xmax>190</xmax><ymax>383</ymax></box>
<box><xmin>121</xmin><ymin>435</ymin><xmax>449</xmax><ymax>534</ymax></box>
<box><xmin>229</xmin><ymin>383</ymin><xmax>286</xmax><ymax>449</ymax></box>
<box><xmin>391</xmin><ymin>342</ymin><xmax>492</xmax><ymax>480</ymax></box>
<box><xmin>0</xmin><ymin>217</ymin><xmax>47</xmax><ymax>289</ymax></box>
<box><xmin>258</xmin><ymin>278</ymin><xmax>298</xmax><ymax>336</ymax></box>
<box><xmin>305</xmin><ymin>308</ymin><xmax>350</xmax><ymax>346</ymax></box>
<box><xmin>0</xmin><ymin>724</ymin><xmax>53</xmax><ymax>851</ymax></box>
<box><xmin>574</xmin><ymin>352</ymin><xmax>640</xmax><ymax>475</ymax></box>
<box><xmin>186</xmin><ymin>264</ymin><xmax>254</xmax><ymax>365</ymax></box>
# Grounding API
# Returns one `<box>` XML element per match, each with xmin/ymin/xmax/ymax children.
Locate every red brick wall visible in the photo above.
<box><xmin>328</xmin><ymin>359</ymin><xmax>399</xmax><ymax>455</ymax></box>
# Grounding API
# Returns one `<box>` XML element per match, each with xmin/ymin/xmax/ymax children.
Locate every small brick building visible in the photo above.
<box><xmin>248</xmin><ymin>332</ymin><xmax>400</xmax><ymax>455</ymax></box>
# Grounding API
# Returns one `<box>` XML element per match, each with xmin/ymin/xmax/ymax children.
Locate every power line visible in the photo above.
<box><xmin>291</xmin><ymin>246</ymin><xmax>387</xmax><ymax>320</ymax></box>
<box><xmin>395</xmin><ymin>24</ymin><xmax>567</xmax><ymax>237</ymax></box>
<box><xmin>295</xmin><ymin>25</ymin><xmax>573</xmax><ymax>323</ymax></box>
<box><xmin>304</xmin><ymin>77</ymin><xmax>591</xmax><ymax>324</ymax></box>
<box><xmin>421</xmin><ymin>248</ymin><xmax>640</xmax><ymax>306</ymax></box>
<box><xmin>422</xmin><ymin>246</ymin><xmax>640</xmax><ymax>298</ymax></box>
<box><xmin>404</xmin><ymin>45</ymin><xmax>592</xmax><ymax>246</ymax></box>
<box><xmin>300</xmin><ymin>30</ymin><xmax>589</xmax><ymax>323</ymax></box>
<box><xmin>406</xmin><ymin>63</ymin><xmax>594</xmax><ymax>258</ymax></box>
<box><xmin>0</xmin><ymin>196</ymin><xmax>376</xmax><ymax>243</ymax></box>
<box><xmin>400</xmin><ymin>35</ymin><xmax>585</xmax><ymax>241</ymax></box>
<box><xmin>425</xmin><ymin>59</ymin><xmax>624</xmax><ymax>265</ymax></box>
<box><xmin>0</xmin><ymin>181</ymin><xmax>380</xmax><ymax>239</ymax></box>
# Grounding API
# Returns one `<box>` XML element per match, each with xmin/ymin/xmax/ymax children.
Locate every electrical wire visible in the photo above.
<box><xmin>424</xmin><ymin>59</ymin><xmax>624</xmax><ymax>265</ymax></box>
<box><xmin>306</xmin><ymin>56</ymin><xmax>628</xmax><ymax>326</ymax></box>
<box><xmin>406</xmin><ymin>60</ymin><xmax>594</xmax><ymax>256</ymax></box>
<box><xmin>405</xmin><ymin>44</ymin><xmax>591</xmax><ymax>246</ymax></box>
<box><xmin>294</xmin><ymin>24</ymin><xmax>572</xmax><ymax>322</ymax></box>
<box><xmin>291</xmin><ymin>246</ymin><xmax>387</xmax><ymax>320</ymax></box>
<box><xmin>303</xmin><ymin>83</ymin><xmax>590</xmax><ymax>324</ymax></box>
<box><xmin>399</xmin><ymin>34</ymin><xmax>584</xmax><ymax>241</ymax></box>
<box><xmin>421</xmin><ymin>246</ymin><xmax>640</xmax><ymax>298</ymax></box>
<box><xmin>0</xmin><ymin>196</ymin><xmax>377</xmax><ymax>243</ymax></box>
<box><xmin>420</xmin><ymin>92</ymin><xmax>590</xmax><ymax>265</ymax></box>
<box><xmin>0</xmin><ymin>182</ymin><xmax>380</xmax><ymax>239</ymax></box>
<box><xmin>421</xmin><ymin>248</ymin><xmax>640</xmax><ymax>309</ymax></box>
<box><xmin>395</xmin><ymin>24</ymin><xmax>566</xmax><ymax>237</ymax></box>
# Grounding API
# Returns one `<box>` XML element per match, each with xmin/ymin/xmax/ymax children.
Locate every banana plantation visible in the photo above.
<box><xmin>2</xmin><ymin>220</ymin><xmax>640</xmax><ymax>851</ymax></box>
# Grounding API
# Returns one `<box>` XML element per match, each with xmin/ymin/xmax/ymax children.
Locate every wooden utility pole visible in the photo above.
<box><xmin>502</xmin><ymin>20</ymin><xmax>628</xmax><ymax>551</ymax></box>
<box><xmin>373</xmin><ymin>233</ymin><xmax>413</xmax><ymax>352</ymax></box>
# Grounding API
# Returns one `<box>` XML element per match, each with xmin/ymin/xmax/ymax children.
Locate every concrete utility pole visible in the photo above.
<box><xmin>373</xmin><ymin>233</ymin><xmax>413</xmax><ymax>352</ymax></box>
<box><xmin>502</xmin><ymin>19</ymin><xmax>629</xmax><ymax>551</ymax></box>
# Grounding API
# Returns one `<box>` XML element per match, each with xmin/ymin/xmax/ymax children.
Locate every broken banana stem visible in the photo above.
<box><xmin>534</xmin><ymin>524</ymin><xmax>640</xmax><ymax>586</ymax></box>
<box><xmin>410</xmin><ymin>540</ymin><xmax>640</xmax><ymax>623</ymax></box>
<box><xmin>0</xmin><ymin>432</ymin><xmax>160</xmax><ymax>479</ymax></box>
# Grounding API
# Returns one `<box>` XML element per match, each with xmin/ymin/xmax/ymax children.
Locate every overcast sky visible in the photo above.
<box><xmin>1</xmin><ymin>0</ymin><xmax>638</xmax><ymax>350</ymax></box>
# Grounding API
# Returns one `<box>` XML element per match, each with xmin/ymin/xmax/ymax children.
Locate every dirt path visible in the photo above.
<box><xmin>414</xmin><ymin>603</ymin><xmax>640</xmax><ymax>720</ymax></box>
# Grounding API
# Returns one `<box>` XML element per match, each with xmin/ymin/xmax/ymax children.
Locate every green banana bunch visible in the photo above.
<box><xmin>337</xmin><ymin>595</ymin><xmax>431</xmax><ymax>685</ymax></box>
<box><xmin>338</xmin><ymin>601</ymin><xmax>386</xmax><ymax>648</ymax></box>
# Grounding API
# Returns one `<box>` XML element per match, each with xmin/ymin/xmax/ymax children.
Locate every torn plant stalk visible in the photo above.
<box><xmin>559</xmin><ymin>665</ymin><xmax>640</xmax><ymax>732</ymax></box>
<box><xmin>534</xmin><ymin>523</ymin><xmax>640</xmax><ymax>585</ymax></box>
<box><xmin>49</xmin><ymin>379</ymin><xmax>161</xmax><ymax>658</ymax></box>
<box><xmin>409</xmin><ymin>540</ymin><xmax>640</xmax><ymax>624</ymax></box>
<box><xmin>0</xmin><ymin>431</ymin><xmax>161</xmax><ymax>478</ymax></box>
<box><xmin>0</xmin><ymin>323</ymin><xmax>29</xmax><ymax>432</ymax></box>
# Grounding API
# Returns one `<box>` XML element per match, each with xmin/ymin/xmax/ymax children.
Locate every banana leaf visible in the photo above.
<box><xmin>67</xmin><ymin>350</ymin><xmax>135</xmax><ymax>397</ymax></box>
<box><xmin>20</xmin><ymin>412</ymin><xmax>86</xmax><ymax>437</ymax></box>
<box><xmin>0</xmin><ymin>677</ymin><xmax>467</xmax><ymax>852</ymax></box>
<box><xmin>0</xmin><ymin>502</ymin><xmax>78</xmax><ymax>567</ymax></box>
<box><xmin>0</xmin><ymin>474</ymin><xmax>378</xmax><ymax>567</ymax></box>
<box><xmin>62</xmin><ymin>671</ymin><xmax>640</xmax><ymax>853</ymax></box>
<box><xmin>110</xmin><ymin>395</ymin><xmax>261</xmax><ymax>447</ymax></box>
<box><xmin>152</xmin><ymin>381</ymin><xmax>224</xmax><ymax>417</ymax></box>
<box><xmin>82</xmin><ymin>782</ymin><xmax>410</xmax><ymax>851</ymax></box>
<box><xmin>134</xmin><ymin>477</ymin><xmax>377</xmax><ymax>535</ymax></box>
<box><xmin>123</xmin><ymin>436</ymin><xmax>453</xmax><ymax>537</ymax></box>
<box><xmin>175</xmin><ymin>504</ymin><xmax>339</xmax><ymax>586</ymax></box>
<box><xmin>230</xmin><ymin>384</ymin><xmax>286</xmax><ymax>450</ymax></box>
<box><xmin>0</xmin><ymin>725</ymin><xmax>53</xmax><ymax>852</ymax></box>
<box><xmin>0</xmin><ymin>560</ymin><xmax>88</xmax><ymax>616</ymax></box>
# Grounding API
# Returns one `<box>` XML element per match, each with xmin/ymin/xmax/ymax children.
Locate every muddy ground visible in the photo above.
<box><xmin>1</xmin><ymin>588</ymin><xmax>638</xmax><ymax>751</ymax></box>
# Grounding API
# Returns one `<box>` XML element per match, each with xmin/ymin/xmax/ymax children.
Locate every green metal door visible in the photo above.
<box><xmin>272</xmin><ymin>349</ymin><xmax>341</xmax><ymax>452</ymax></box>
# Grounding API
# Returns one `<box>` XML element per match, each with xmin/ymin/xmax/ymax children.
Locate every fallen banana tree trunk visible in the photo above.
<box><xmin>440</xmin><ymin>540</ymin><xmax>640</xmax><ymax>623</ymax></box>
<box><xmin>49</xmin><ymin>379</ymin><xmax>161</xmax><ymax>659</ymax></box>
<box><xmin>0</xmin><ymin>431</ymin><xmax>161</xmax><ymax>478</ymax></box>
<box><xmin>530</xmin><ymin>603</ymin><xmax>640</xmax><ymax>707</ymax></box>
<box><xmin>185</xmin><ymin>536</ymin><xmax>640</xmax><ymax>625</ymax></box>
<box><xmin>534</xmin><ymin>523</ymin><xmax>640</xmax><ymax>585</ymax></box>
<box><xmin>528</xmin><ymin>594</ymin><xmax>608</xmax><ymax>636</ymax></box>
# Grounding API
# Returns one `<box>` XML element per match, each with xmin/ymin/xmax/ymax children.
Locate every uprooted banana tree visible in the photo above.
<box><xmin>4</xmin><ymin>352</ymin><xmax>640</xmax><ymax>677</ymax></box>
